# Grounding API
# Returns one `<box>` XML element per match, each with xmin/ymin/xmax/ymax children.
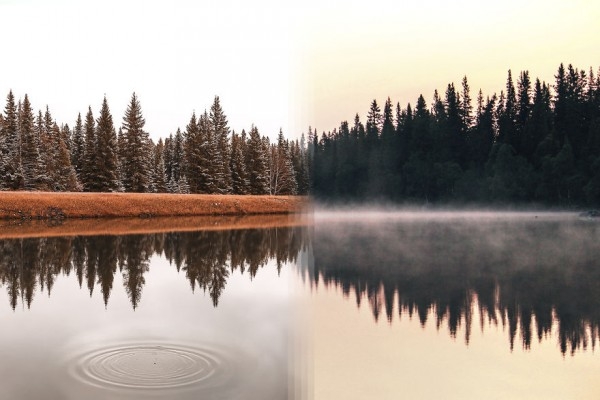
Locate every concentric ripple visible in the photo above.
<box><xmin>67</xmin><ymin>343</ymin><xmax>234</xmax><ymax>391</ymax></box>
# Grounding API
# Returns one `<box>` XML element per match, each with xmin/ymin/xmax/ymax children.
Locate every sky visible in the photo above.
<box><xmin>1</xmin><ymin>0</ymin><xmax>600</xmax><ymax>142</ymax></box>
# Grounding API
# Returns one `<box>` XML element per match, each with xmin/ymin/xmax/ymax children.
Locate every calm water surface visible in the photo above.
<box><xmin>2</xmin><ymin>212</ymin><xmax>600</xmax><ymax>399</ymax></box>
<box><xmin>0</xmin><ymin>222</ymin><xmax>310</xmax><ymax>400</ymax></box>
<box><xmin>310</xmin><ymin>211</ymin><xmax>600</xmax><ymax>400</ymax></box>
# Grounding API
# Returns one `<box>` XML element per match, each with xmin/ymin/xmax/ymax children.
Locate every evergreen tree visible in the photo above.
<box><xmin>121</xmin><ymin>93</ymin><xmax>151</xmax><ymax>192</ymax></box>
<box><xmin>269</xmin><ymin>129</ymin><xmax>297</xmax><ymax>195</ymax></box>
<box><xmin>172</xmin><ymin>128</ymin><xmax>184</xmax><ymax>183</ymax></box>
<box><xmin>197</xmin><ymin>111</ymin><xmax>218</xmax><ymax>193</ymax></box>
<box><xmin>209</xmin><ymin>96</ymin><xmax>232</xmax><ymax>193</ymax></box>
<box><xmin>151</xmin><ymin>138</ymin><xmax>168</xmax><ymax>193</ymax></box>
<box><xmin>81</xmin><ymin>107</ymin><xmax>98</xmax><ymax>191</ymax></box>
<box><xmin>71</xmin><ymin>113</ymin><xmax>85</xmax><ymax>177</ymax></box>
<box><xmin>0</xmin><ymin>90</ymin><xmax>22</xmax><ymax>189</ymax></box>
<box><xmin>183</xmin><ymin>112</ymin><xmax>200</xmax><ymax>192</ymax></box>
<box><xmin>247</xmin><ymin>125</ymin><xmax>269</xmax><ymax>194</ymax></box>
<box><xmin>19</xmin><ymin>95</ymin><xmax>37</xmax><ymax>190</ymax></box>
<box><xmin>94</xmin><ymin>96</ymin><xmax>119</xmax><ymax>191</ymax></box>
<box><xmin>230</xmin><ymin>130</ymin><xmax>249</xmax><ymax>194</ymax></box>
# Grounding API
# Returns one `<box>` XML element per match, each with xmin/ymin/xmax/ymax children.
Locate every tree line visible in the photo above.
<box><xmin>310</xmin><ymin>63</ymin><xmax>600</xmax><ymax>206</ymax></box>
<box><xmin>0</xmin><ymin>92</ymin><xmax>309</xmax><ymax>195</ymax></box>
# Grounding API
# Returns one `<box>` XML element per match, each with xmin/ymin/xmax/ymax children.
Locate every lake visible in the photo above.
<box><xmin>1</xmin><ymin>212</ymin><xmax>600</xmax><ymax>399</ymax></box>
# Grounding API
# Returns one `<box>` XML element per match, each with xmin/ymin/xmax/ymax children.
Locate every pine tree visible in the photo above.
<box><xmin>152</xmin><ymin>138</ymin><xmax>167</xmax><ymax>193</ymax></box>
<box><xmin>197</xmin><ymin>111</ymin><xmax>217</xmax><ymax>193</ymax></box>
<box><xmin>461</xmin><ymin>76</ymin><xmax>473</xmax><ymax>129</ymax></box>
<box><xmin>183</xmin><ymin>112</ymin><xmax>200</xmax><ymax>192</ymax></box>
<box><xmin>54</xmin><ymin>122</ymin><xmax>81</xmax><ymax>191</ymax></box>
<box><xmin>81</xmin><ymin>107</ymin><xmax>98</xmax><ymax>191</ymax></box>
<box><xmin>209</xmin><ymin>96</ymin><xmax>232</xmax><ymax>193</ymax></box>
<box><xmin>20</xmin><ymin>95</ymin><xmax>39</xmax><ymax>190</ymax></box>
<box><xmin>0</xmin><ymin>90</ymin><xmax>22</xmax><ymax>189</ymax></box>
<box><xmin>172</xmin><ymin>128</ymin><xmax>184</xmax><ymax>182</ymax></box>
<box><xmin>121</xmin><ymin>93</ymin><xmax>151</xmax><ymax>192</ymax></box>
<box><xmin>247</xmin><ymin>125</ymin><xmax>269</xmax><ymax>194</ymax></box>
<box><xmin>95</xmin><ymin>96</ymin><xmax>119</xmax><ymax>191</ymax></box>
<box><xmin>71</xmin><ymin>113</ymin><xmax>85</xmax><ymax>177</ymax></box>
<box><xmin>269</xmin><ymin>129</ymin><xmax>297</xmax><ymax>195</ymax></box>
<box><xmin>230</xmin><ymin>130</ymin><xmax>249</xmax><ymax>194</ymax></box>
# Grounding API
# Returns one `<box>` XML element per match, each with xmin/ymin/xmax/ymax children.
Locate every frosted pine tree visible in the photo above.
<box><xmin>54</xmin><ymin>123</ymin><xmax>81</xmax><ymax>192</ymax></box>
<box><xmin>247</xmin><ymin>125</ymin><xmax>269</xmax><ymax>194</ymax></box>
<box><xmin>95</xmin><ymin>96</ymin><xmax>119</xmax><ymax>191</ymax></box>
<box><xmin>121</xmin><ymin>93</ymin><xmax>151</xmax><ymax>192</ymax></box>
<box><xmin>71</xmin><ymin>113</ymin><xmax>85</xmax><ymax>177</ymax></box>
<box><xmin>20</xmin><ymin>95</ymin><xmax>40</xmax><ymax>190</ymax></box>
<box><xmin>152</xmin><ymin>138</ymin><xmax>167</xmax><ymax>193</ymax></box>
<box><xmin>172</xmin><ymin>128</ymin><xmax>184</xmax><ymax>183</ymax></box>
<box><xmin>209</xmin><ymin>96</ymin><xmax>232</xmax><ymax>193</ymax></box>
<box><xmin>0</xmin><ymin>90</ymin><xmax>22</xmax><ymax>189</ymax></box>
<box><xmin>270</xmin><ymin>129</ymin><xmax>297</xmax><ymax>195</ymax></box>
<box><xmin>183</xmin><ymin>112</ymin><xmax>200</xmax><ymax>193</ymax></box>
<box><xmin>82</xmin><ymin>107</ymin><xmax>98</xmax><ymax>191</ymax></box>
<box><xmin>197</xmin><ymin>111</ymin><xmax>217</xmax><ymax>193</ymax></box>
<box><xmin>230</xmin><ymin>130</ymin><xmax>249</xmax><ymax>194</ymax></box>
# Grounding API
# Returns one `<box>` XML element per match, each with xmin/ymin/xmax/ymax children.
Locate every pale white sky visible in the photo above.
<box><xmin>1</xmin><ymin>0</ymin><xmax>294</xmax><ymax>141</ymax></box>
<box><xmin>1</xmin><ymin>0</ymin><xmax>600</xmax><ymax>141</ymax></box>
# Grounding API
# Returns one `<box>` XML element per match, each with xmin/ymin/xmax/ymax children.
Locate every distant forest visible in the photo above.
<box><xmin>0</xmin><ymin>92</ymin><xmax>309</xmax><ymax>195</ymax></box>
<box><xmin>310</xmin><ymin>64</ymin><xmax>600</xmax><ymax>206</ymax></box>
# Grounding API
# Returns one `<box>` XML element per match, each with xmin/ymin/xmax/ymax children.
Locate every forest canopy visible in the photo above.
<box><xmin>0</xmin><ymin>93</ymin><xmax>309</xmax><ymax>196</ymax></box>
<box><xmin>309</xmin><ymin>64</ymin><xmax>600</xmax><ymax>206</ymax></box>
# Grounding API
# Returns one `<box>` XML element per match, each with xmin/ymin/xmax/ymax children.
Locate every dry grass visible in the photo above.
<box><xmin>0</xmin><ymin>192</ymin><xmax>310</xmax><ymax>220</ymax></box>
<box><xmin>0</xmin><ymin>213</ymin><xmax>313</xmax><ymax>239</ymax></box>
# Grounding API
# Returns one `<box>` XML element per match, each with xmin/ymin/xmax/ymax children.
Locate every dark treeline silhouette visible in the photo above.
<box><xmin>0</xmin><ymin>92</ymin><xmax>309</xmax><ymax>195</ymax></box>
<box><xmin>0</xmin><ymin>225</ymin><xmax>308</xmax><ymax>310</ymax></box>
<box><xmin>310</xmin><ymin>215</ymin><xmax>600</xmax><ymax>355</ymax></box>
<box><xmin>310</xmin><ymin>64</ymin><xmax>600</xmax><ymax>206</ymax></box>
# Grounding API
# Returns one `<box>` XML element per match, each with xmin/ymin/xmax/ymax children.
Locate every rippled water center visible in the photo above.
<box><xmin>0</xmin><ymin>220</ymin><xmax>309</xmax><ymax>399</ymax></box>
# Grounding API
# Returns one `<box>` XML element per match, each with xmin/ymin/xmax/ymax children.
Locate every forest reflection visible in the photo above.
<box><xmin>311</xmin><ymin>214</ymin><xmax>600</xmax><ymax>355</ymax></box>
<box><xmin>0</xmin><ymin>225</ymin><xmax>308</xmax><ymax>311</ymax></box>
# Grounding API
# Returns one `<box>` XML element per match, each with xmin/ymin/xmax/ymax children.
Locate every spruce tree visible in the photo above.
<box><xmin>197</xmin><ymin>111</ymin><xmax>217</xmax><ymax>193</ymax></box>
<box><xmin>230</xmin><ymin>130</ymin><xmax>249</xmax><ymax>194</ymax></box>
<box><xmin>270</xmin><ymin>129</ymin><xmax>297</xmax><ymax>195</ymax></box>
<box><xmin>247</xmin><ymin>125</ymin><xmax>269</xmax><ymax>194</ymax></box>
<box><xmin>95</xmin><ymin>96</ymin><xmax>119</xmax><ymax>191</ymax></box>
<box><xmin>209</xmin><ymin>96</ymin><xmax>232</xmax><ymax>193</ymax></box>
<box><xmin>82</xmin><ymin>107</ymin><xmax>98</xmax><ymax>191</ymax></box>
<box><xmin>71</xmin><ymin>113</ymin><xmax>85</xmax><ymax>177</ymax></box>
<box><xmin>152</xmin><ymin>138</ymin><xmax>168</xmax><ymax>193</ymax></box>
<box><xmin>0</xmin><ymin>90</ymin><xmax>22</xmax><ymax>189</ymax></box>
<box><xmin>183</xmin><ymin>112</ymin><xmax>200</xmax><ymax>192</ymax></box>
<box><xmin>20</xmin><ymin>95</ymin><xmax>39</xmax><ymax>190</ymax></box>
<box><xmin>121</xmin><ymin>93</ymin><xmax>151</xmax><ymax>192</ymax></box>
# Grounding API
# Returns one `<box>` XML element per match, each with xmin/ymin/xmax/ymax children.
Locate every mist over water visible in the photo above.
<box><xmin>311</xmin><ymin>209</ymin><xmax>600</xmax><ymax>355</ymax></box>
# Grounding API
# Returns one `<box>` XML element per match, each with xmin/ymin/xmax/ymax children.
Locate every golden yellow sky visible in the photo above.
<box><xmin>292</xmin><ymin>0</ymin><xmax>600</xmax><ymax>135</ymax></box>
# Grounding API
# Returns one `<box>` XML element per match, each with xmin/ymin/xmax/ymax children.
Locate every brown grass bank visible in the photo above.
<box><xmin>0</xmin><ymin>213</ymin><xmax>312</xmax><ymax>239</ymax></box>
<box><xmin>0</xmin><ymin>192</ymin><xmax>310</xmax><ymax>220</ymax></box>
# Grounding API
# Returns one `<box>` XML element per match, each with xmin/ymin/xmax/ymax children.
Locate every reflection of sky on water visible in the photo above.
<box><xmin>0</xmin><ymin>226</ymin><xmax>309</xmax><ymax>400</ymax></box>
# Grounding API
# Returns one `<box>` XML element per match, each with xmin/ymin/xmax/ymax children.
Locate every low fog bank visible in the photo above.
<box><xmin>311</xmin><ymin>200</ymin><xmax>588</xmax><ymax>222</ymax></box>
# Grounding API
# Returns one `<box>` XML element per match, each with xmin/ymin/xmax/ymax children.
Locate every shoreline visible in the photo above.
<box><xmin>0</xmin><ymin>214</ymin><xmax>312</xmax><ymax>239</ymax></box>
<box><xmin>0</xmin><ymin>192</ymin><xmax>309</xmax><ymax>220</ymax></box>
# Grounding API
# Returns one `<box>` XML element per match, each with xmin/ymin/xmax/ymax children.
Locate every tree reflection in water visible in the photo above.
<box><xmin>0</xmin><ymin>225</ymin><xmax>308</xmax><ymax>311</ymax></box>
<box><xmin>311</xmin><ymin>215</ymin><xmax>600</xmax><ymax>355</ymax></box>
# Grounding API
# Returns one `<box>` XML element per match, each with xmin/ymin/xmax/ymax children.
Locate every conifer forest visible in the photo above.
<box><xmin>0</xmin><ymin>93</ymin><xmax>309</xmax><ymax>196</ymax></box>
<box><xmin>2</xmin><ymin>63</ymin><xmax>600</xmax><ymax>207</ymax></box>
<box><xmin>310</xmin><ymin>64</ymin><xmax>600</xmax><ymax>206</ymax></box>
